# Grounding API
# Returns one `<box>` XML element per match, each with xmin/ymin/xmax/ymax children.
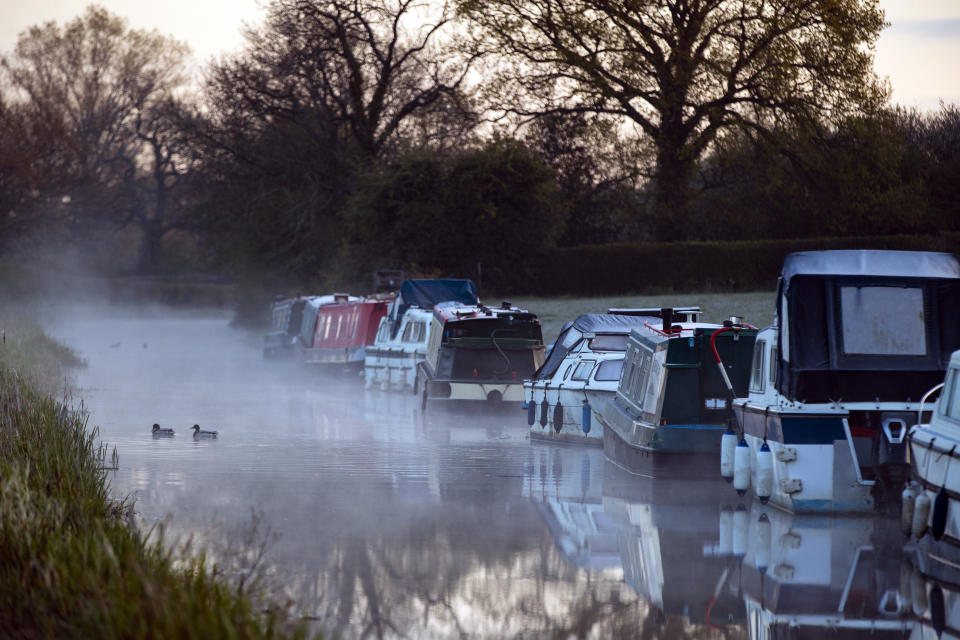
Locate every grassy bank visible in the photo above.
<box><xmin>0</xmin><ymin>317</ymin><xmax>310</xmax><ymax>638</ymax></box>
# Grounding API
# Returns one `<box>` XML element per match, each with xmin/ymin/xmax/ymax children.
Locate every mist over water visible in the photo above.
<box><xmin>47</xmin><ymin>306</ymin><xmax>647</xmax><ymax>637</ymax></box>
<box><xmin>45</xmin><ymin>305</ymin><xmax>917</xmax><ymax>639</ymax></box>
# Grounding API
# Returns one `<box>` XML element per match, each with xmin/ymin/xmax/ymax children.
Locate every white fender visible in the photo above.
<box><xmin>912</xmin><ymin>568</ymin><xmax>928</xmax><ymax>616</ymax></box>
<box><xmin>734</xmin><ymin>439</ymin><xmax>751</xmax><ymax>496</ymax></box>
<box><xmin>756</xmin><ymin>442</ymin><xmax>773</xmax><ymax>504</ymax></box>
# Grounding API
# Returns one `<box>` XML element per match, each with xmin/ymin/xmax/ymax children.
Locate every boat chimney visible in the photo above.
<box><xmin>661</xmin><ymin>308</ymin><xmax>674</xmax><ymax>333</ymax></box>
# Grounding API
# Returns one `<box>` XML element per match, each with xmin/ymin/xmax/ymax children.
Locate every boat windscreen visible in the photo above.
<box><xmin>445</xmin><ymin>315</ymin><xmax>542</xmax><ymax>341</ymax></box>
<box><xmin>588</xmin><ymin>335</ymin><xmax>629</xmax><ymax>351</ymax></box>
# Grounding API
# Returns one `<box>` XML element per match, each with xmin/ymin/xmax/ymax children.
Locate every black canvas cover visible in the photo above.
<box><xmin>534</xmin><ymin>313</ymin><xmax>658</xmax><ymax>379</ymax></box>
<box><xmin>391</xmin><ymin>279</ymin><xmax>479</xmax><ymax>336</ymax></box>
<box><xmin>775</xmin><ymin>250</ymin><xmax>960</xmax><ymax>402</ymax></box>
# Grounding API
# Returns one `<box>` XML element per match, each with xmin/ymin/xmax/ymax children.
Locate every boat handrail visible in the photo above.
<box><xmin>642</xmin><ymin>320</ymin><xmax>685</xmax><ymax>337</ymax></box>
<box><xmin>914</xmin><ymin>382</ymin><xmax>945</xmax><ymax>435</ymax></box>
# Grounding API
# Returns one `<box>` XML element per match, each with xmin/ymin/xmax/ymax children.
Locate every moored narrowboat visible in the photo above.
<box><xmin>600</xmin><ymin>314</ymin><xmax>756</xmax><ymax>476</ymax></box>
<box><xmin>297</xmin><ymin>293</ymin><xmax>392</xmax><ymax>369</ymax></box>
<box><xmin>263</xmin><ymin>296</ymin><xmax>310</xmax><ymax>358</ymax></box>
<box><xmin>416</xmin><ymin>301</ymin><xmax>545</xmax><ymax>406</ymax></box>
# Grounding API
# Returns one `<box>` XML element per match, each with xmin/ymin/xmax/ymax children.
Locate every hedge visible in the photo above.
<box><xmin>524</xmin><ymin>233</ymin><xmax>960</xmax><ymax>295</ymax></box>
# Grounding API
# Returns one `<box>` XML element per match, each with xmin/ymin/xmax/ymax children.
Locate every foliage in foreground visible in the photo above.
<box><xmin>0</xmin><ymin>326</ymin><xmax>310</xmax><ymax>638</ymax></box>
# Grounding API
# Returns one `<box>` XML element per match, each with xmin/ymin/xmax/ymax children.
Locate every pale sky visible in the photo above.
<box><xmin>0</xmin><ymin>0</ymin><xmax>958</xmax><ymax>111</ymax></box>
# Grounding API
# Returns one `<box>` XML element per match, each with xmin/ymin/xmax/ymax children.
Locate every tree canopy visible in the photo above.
<box><xmin>456</xmin><ymin>0</ymin><xmax>889</xmax><ymax>239</ymax></box>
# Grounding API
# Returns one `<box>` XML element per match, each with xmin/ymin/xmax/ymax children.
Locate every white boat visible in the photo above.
<box><xmin>364</xmin><ymin>279</ymin><xmax>479</xmax><ymax>391</ymax></box>
<box><xmin>906</xmin><ymin>349</ymin><xmax>960</xmax><ymax>545</ymax></box>
<box><xmin>732</xmin><ymin>250</ymin><xmax>960</xmax><ymax>513</ymax></box>
<box><xmin>525</xmin><ymin>308</ymin><xmax>701</xmax><ymax>445</ymax></box>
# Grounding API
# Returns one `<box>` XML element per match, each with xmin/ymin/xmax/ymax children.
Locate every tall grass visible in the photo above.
<box><xmin>0</xmin><ymin>318</ymin><xmax>311</xmax><ymax>638</ymax></box>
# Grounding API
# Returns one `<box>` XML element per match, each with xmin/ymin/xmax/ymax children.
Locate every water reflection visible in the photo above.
<box><xmin>48</xmin><ymin>308</ymin><xmax>930</xmax><ymax>638</ymax></box>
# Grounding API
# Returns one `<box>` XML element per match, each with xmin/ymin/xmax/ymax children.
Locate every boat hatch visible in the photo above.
<box><xmin>777</xmin><ymin>250</ymin><xmax>960</xmax><ymax>404</ymax></box>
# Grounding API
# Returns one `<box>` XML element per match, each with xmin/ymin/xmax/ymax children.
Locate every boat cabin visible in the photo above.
<box><xmin>616</xmin><ymin>323</ymin><xmax>756</xmax><ymax>428</ymax></box>
<box><xmin>418</xmin><ymin>301</ymin><xmax>545</xmax><ymax>404</ymax></box>
<box><xmin>776</xmin><ymin>250</ymin><xmax>960</xmax><ymax>404</ymax></box>
<box><xmin>365</xmin><ymin>279</ymin><xmax>478</xmax><ymax>391</ymax></box>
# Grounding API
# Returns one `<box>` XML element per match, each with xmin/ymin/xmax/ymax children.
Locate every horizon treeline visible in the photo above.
<box><xmin>1</xmin><ymin>2</ymin><xmax>959</xmax><ymax>294</ymax></box>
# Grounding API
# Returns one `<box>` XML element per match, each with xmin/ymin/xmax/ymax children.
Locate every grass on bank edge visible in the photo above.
<box><xmin>0</xmin><ymin>317</ymin><xmax>311</xmax><ymax>639</ymax></box>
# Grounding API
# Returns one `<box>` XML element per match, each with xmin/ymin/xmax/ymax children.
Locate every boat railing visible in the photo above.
<box><xmin>913</xmin><ymin>382</ymin><xmax>945</xmax><ymax>435</ymax></box>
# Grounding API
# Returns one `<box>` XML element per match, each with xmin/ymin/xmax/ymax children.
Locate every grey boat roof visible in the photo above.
<box><xmin>782</xmin><ymin>250</ymin><xmax>960</xmax><ymax>283</ymax></box>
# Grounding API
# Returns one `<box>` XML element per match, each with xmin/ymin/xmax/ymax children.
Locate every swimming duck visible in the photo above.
<box><xmin>192</xmin><ymin>424</ymin><xmax>218</xmax><ymax>439</ymax></box>
<box><xmin>152</xmin><ymin>424</ymin><xmax>175</xmax><ymax>436</ymax></box>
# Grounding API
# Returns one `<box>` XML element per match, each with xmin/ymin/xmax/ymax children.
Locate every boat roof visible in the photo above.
<box><xmin>782</xmin><ymin>250</ymin><xmax>960</xmax><ymax>283</ymax></box>
<box><xmin>433</xmin><ymin>302</ymin><xmax>532</xmax><ymax>323</ymax></box>
<box><xmin>391</xmin><ymin>279</ymin><xmax>479</xmax><ymax>336</ymax></box>
<box><xmin>535</xmin><ymin>313</ymin><xmax>659</xmax><ymax>379</ymax></box>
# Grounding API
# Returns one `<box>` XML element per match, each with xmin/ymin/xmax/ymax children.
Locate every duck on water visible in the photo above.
<box><xmin>192</xmin><ymin>424</ymin><xmax>218</xmax><ymax>439</ymax></box>
<box><xmin>152</xmin><ymin>424</ymin><xmax>174</xmax><ymax>437</ymax></box>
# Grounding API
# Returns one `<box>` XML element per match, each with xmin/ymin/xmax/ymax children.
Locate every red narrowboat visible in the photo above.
<box><xmin>298</xmin><ymin>293</ymin><xmax>392</xmax><ymax>369</ymax></box>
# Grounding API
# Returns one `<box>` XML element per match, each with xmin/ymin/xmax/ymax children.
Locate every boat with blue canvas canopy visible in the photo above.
<box><xmin>364</xmin><ymin>279</ymin><xmax>479</xmax><ymax>391</ymax></box>
<box><xmin>732</xmin><ymin>250</ymin><xmax>960</xmax><ymax>513</ymax></box>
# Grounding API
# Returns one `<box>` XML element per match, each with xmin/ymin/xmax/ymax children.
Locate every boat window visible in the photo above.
<box><xmin>560</xmin><ymin>329</ymin><xmax>582</xmax><ymax>350</ymax></box>
<box><xmin>402</xmin><ymin>321</ymin><xmax>415</xmax><ymax>342</ymax></box>
<box><xmin>939</xmin><ymin>370</ymin><xmax>955</xmax><ymax>417</ymax></box>
<box><xmin>588</xmin><ymin>335</ymin><xmax>629</xmax><ymax>351</ymax></box>
<box><xmin>323</xmin><ymin>315</ymin><xmax>331</xmax><ymax>340</ymax></box>
<box><xmin>563</xmin><ymin>364</ymin><xmax>573</xmax><ymax>380</ymax></box>
<box><xmin>780</xmin><ymin>295</ymin><xmax>790</xmax><ymax>362</ymax></box>
<box><xmin>595</xmin><ymin>359</ymin><xmax>624</xmax><ymax>381</ymax></box>
<box><xmin>620</xmin><ymin>347</ymin><xmax>636</xmax><ymax>392</ymax></box>
<box><xmin>642</xmin><ymin>359</ymin><xmax>662</xmax><ymax>413</ymax></box>
<box><xmin>376</xmin><ymin>319</ymin><xmax>389</xmax><ymax>343</ymax></box>
<box><xmin>750</xmin><ymin>340</ymin><xmax>766</xmax><ymax>393</ymax></box>
<box><xmin>770</xmin><ymin>340</ymin><xmax>777</xmax><ymax>384</ymax></box>
<box><xmin>632</xmin><ymin>350</ymin><xmax>652</xmax><ymax>405</ymax></box>
<box><xmin>839</xmin><ymin>286</ymin><xmax>926</xmax><ymax>356</ymax></box>
<box><xmin>572</xmin><ymin>360</ymin><xmax>596</xmax><ymax>381</ymax></box>
<box><xmin>946</xmin><ymin>371</ymin><xmax>960</xmax><ymax>423</ymax></box>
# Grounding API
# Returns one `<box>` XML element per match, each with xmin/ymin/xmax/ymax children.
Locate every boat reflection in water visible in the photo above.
<box><xmin>600</xmin><ymin>461</ymin><xmax>914</xmax><ymax>639</ymax></box>
<box><xmin>523</xmin><ymin>443</ymin><xmax>620</xmax><ymax>572</ymax></box>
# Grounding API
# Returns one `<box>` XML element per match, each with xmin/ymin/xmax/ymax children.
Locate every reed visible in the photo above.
<box><xmin>0</xmin><ymin>319</ymin><xmax>311</xmax><ymax>638</ymax></box>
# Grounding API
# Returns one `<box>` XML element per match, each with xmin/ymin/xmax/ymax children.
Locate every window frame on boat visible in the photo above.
<box><xmin>571</xmin><ymin>360</ymin><xmax>596</xmax><ymax>381</ymax></box>
<box><xmin>750</xmin><ymin>340</ymin><xmax>766</xmax><ymax>393</ymax></box>
<box><xmin>595</xmin><ymin>358</ymin><xmax>624</xmax><ymax>382</ymax></box>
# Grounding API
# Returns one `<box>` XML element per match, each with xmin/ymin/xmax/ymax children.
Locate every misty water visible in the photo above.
<box><xmin>50</xmin><ymin>307</ymin><xmax>918</xmax><ymax>639</ymax></box>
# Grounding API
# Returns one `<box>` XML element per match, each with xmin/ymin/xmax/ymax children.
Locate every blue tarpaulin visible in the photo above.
<box><xmin>391</xmin><ymin>279</ymin><xmax>479</xmax><ymax>336</ymax></box>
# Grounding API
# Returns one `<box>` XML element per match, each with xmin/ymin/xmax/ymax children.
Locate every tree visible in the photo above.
<box><xmin>196</xmin><ymin>0</ymin><xmax>478</xmax><ymax>284</ymax></box>
<box><xmin>0</xmin><ymin>5</ymin><xmax>192</xmax><ymax>270</ymax></box>
<box><xmin>457</xmin><ymin>0</ymin><xmax>889</xmax><ymax>239</ymax></box>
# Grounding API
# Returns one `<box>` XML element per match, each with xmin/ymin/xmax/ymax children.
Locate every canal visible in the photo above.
<box><xmin>51</xmin><ymin>307</ymin><xmax>916</xmax><ymax>639</ymax></box>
